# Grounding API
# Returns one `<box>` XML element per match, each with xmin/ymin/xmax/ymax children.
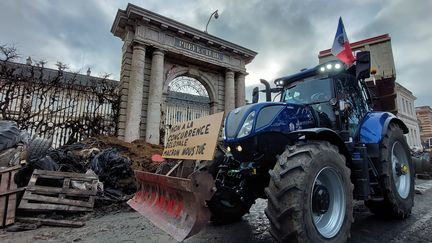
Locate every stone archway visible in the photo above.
<box><xmin>162</xmin><ymin>66</ymin><xmax>219</xmax><ymax>114</ymax></box>
<box><xmin>162</xmin><ymin>75</ymin><xmax>211</xmax><ymax>145</ymax></box>
<box><xmin>111</xmin><ymin>3</ymin><xmax>257</xmax><ymax>144</ymax></box>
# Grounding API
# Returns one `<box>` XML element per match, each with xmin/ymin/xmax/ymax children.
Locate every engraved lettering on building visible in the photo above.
<box><xmin>174</xmin><ymin>38</ymin><xmax>223</xmax><ymax>60</ymax></box>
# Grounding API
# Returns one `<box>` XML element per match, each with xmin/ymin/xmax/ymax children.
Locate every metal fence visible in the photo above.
<box><xmin>0</xmin><ymin>61</ymin><xmax>120</xmax><ymax>147</ymax></box>
<box><xmin>163</xmin><ymin>91</ymin><xmax>210</xmax><ymax>146</ymax></box>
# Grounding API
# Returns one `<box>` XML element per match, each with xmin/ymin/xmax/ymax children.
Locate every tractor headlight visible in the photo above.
<box><xmin>275</xmin><ymin>80</ymin><xmax>284</xmax><ymax>86</ymax></box>
<box><xmin>237</xmin><ymin>111</ymin><xmax>255</xmax><ymax>138</ymax></box>
<box><xmin>319</xmin><ymin>61</ymin><xmax>345</xmax><ymax>74</ymax></box>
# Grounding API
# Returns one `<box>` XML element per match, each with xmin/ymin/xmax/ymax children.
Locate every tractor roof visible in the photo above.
<box><xmin>274</xmin><ymin>60</ymin><xmax>346</xmax><ymax>87</ymax></box>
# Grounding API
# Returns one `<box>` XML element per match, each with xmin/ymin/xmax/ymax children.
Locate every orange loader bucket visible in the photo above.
<box><xmin>128</xmin><ymin>170</ymin><xmax>215</xmax><ymax>241</ymax></box>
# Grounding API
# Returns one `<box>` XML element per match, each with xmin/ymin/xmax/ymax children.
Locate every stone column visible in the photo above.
<box><xmin>235</xmin><ymin>73</ymin><xmax>246</xmax><ymax>107</ymax></box>
<box><xmin>124</xmin><ymin>43</ymin><xmax>146</xmax><ymax>142</ymax></box>
<box><xmin>145</xmin><ymin>49</ymin><xmax>165</xmax><ymax>144</ymax></box>
<box><xmin>225</xmin><ymin>70</ymin><xmax>235</xmax><ymax>113</ymax></box>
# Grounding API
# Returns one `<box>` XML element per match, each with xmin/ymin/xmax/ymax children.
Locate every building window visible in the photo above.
<box><xmin>405</xmin><ymin>100</ymin><xmax>409</xmax><ymax>114</ymax></box>
<box><xmin>409</xmin><ymin>102</ymin><xmax>413</xmax><ymax>115</ymax></box>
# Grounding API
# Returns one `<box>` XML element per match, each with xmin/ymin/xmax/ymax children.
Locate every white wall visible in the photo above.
<box><xmin>396</xmin><ymin>85</ymin><xmax>422</xmax><ymax>149</ymax></box>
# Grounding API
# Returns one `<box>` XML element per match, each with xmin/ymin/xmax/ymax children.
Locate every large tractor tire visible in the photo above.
<box><xmin>265</xmin><ymin>141</ymin><xmax>353</xmax><ymax>243</ymax></box>
<box><xmin>27</xmin><ymin>137</ymin><xmax>52</xmax><ymax>162</ymax></box>
<box><xmin>365</xmin><ymin>123</ymin><xmax>414</xmax><ymax>219</ymax></box>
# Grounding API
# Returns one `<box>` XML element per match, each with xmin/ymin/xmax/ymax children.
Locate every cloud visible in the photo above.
<box><xmin>0</xmin><ymin>0</ymin><xmax>122</xmax><ymax>78</ymax></box>
<box><xmin>0</xmin><ymin>0</ymin><xmax>430</xmax><ymax>106</ymax></box>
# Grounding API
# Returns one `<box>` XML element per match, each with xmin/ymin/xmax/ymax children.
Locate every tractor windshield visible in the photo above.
<box><xmin>281</xmin><ymin>78</ymin><xmax>332</xmax><ymax>105</ymax></box>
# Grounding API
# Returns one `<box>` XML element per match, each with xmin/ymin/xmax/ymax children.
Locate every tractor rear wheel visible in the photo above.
<box><xmin>365</xmin><ymin>123</ymin><xmax>414</xmax><ymax>218</ymax></box>
<box><xmin>265</xmin><ymin>141</ymin><xmax>353</xmax><ymax>243</ymax></box>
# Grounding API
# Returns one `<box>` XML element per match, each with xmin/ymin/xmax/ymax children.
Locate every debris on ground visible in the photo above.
<box><xmin>0</xmin><ymin>120</ymin><xmax>166</xmax><ymax>231</ymax></box>
<box><xmin>18</xmin><ymin>170</ymin><xmax>98</xmax><ymax>212</ymax></box>
<box><xmin>0</xmin><ymin>165</ymin><xmax>24</xmax><ymax>228</ymax></box>
<box><xmin>0</xmin><ymin>121</ymin><xmax>29</xmax><ymax>168</ymax></box>
<box><xmin>16</xmin><ymin>217</ymin><xmax>85</xmax><ymax>228</ymax></box>
<box><xmin>13</xmin><ymin>136</ymin><xmax>164</xmax><ymax>200</ymax></box>
<box><xmin>79</xmin><ymin>136</ymin><xmax>164</xmax><ymax>172</ymax></box>
<box><xmin>4</xmin><ymin>221</ymin><xmax>41</xmax><ymax>232</ymax></box>
<box><xmin>90</xmin><ymin>148</ymin><xmax>136</xmax><ymax>195</ymax></box>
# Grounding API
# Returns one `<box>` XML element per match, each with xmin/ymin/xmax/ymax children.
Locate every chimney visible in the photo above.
<box><xmin>26</xmin><ymin>56</ymin><xmax>32</xmax><ymax>65</ymax></box>
<box><xmin>87</xmin><ymin>67</ymin><xmax>91</xmax><ymax>76</ymax></box>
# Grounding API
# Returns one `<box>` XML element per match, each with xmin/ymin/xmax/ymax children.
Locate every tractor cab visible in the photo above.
<box><xmin>253</xmin><ymin>51</ymin><xmax>372</xmax><ymax>140</ymax></box>
<box><xmin>277</xmin><ymin>60</ymin><xmax>370</xmax><ymax>137</ymax></box>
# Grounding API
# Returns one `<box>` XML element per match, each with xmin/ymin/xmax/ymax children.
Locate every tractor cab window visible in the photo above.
<box><xmin>282</xmin><ymin>78</ymin><xmax>335</xmax><ymax>129</ymax></box>
<box><xmin>335</xmin><ymin>73</ymin><xmax>369</xmax><ymax>135</ymax></box>
<box><xmin>281</xmin><ymin>78</ymin><xmax>332</xmax><ymax>105</ymax></box>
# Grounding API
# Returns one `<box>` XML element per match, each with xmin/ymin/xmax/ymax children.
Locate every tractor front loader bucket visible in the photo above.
<box><xmin>128</xmin><ymin>169</ymin><xmax>215</xmax><ymax>242</ymax></box>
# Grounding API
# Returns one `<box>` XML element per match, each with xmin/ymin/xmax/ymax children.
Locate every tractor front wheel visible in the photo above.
<box><xmin>265</xmin><ymin>141</ymin><xmax>353</xmax><ymax>242</ymax></box>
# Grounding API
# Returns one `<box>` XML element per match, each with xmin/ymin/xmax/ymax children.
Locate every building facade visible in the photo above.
<box><xmin>395</xmin><ymin>82</ymin><xmax>422</xmax><ymax>148</ymax></box>
<box><xmin>416</xmin><ymin>106</ymin><xmax>432</xmax><ymax>146</ymax></box>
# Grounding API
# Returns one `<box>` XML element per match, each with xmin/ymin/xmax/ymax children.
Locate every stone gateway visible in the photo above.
<box><xmin>111</xmin><ymin>3</ymin><xmax>257</xmax><ymax>144</ymax></box>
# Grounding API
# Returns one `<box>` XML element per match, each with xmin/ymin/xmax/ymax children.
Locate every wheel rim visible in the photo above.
<box><xmin>391</xmin><ymin>141</ymin><xmax>411</xmax><ymax>199</ymax></box>
<box><xmin>311</xmin><ymin>167</ymin><xmax>346</xmax><ymax>239</ymax></box>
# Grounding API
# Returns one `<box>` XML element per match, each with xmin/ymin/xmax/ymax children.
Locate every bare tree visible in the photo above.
<box><xmin>0</xmin><ymin>44</ymin><xmax>120</xmax><ymax>146</ymax></box>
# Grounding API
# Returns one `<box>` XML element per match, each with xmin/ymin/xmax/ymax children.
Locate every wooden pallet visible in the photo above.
<box><xmin>19</xmin><ymin>170</ymin><xmax>98</xmax><ymax>212</ymax></box>
<box><xmin>0</xmin><ymin>165</ymin><xmax>24</xmax><ymax>228</ymax></box>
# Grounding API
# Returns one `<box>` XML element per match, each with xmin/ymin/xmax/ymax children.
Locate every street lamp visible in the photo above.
<box><xmin>205</xmin><ymin>10</ymin><xmax>219</xmax><ymax>33</ymax></box>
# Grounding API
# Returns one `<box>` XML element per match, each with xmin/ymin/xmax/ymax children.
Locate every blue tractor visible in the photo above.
<box><xmin>208</xmin><ymin>51</ymin><xmax>414</xmax><ymax>242</ymax></box>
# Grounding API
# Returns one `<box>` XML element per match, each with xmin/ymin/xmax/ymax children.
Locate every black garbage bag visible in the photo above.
<box><xmin>47</xmin><ymin>143</ymin><xmax>87</xmax><ymax>173</ymax></box>
<box><xmin>32</xmin><ymin>155</ymin><xmax>60</xmax><ymax>171</ymax></box>
<box><xmin>15</xmin><ymin>155</ymin><xmax>60</xmax><ymax>187</ymax></box>
<box><xmin>90</xmin><ymin>149</ymin><xmax>136</xmax><ymax>195</ymax></box>
<box><xmin>15</xmin><ymin>164</ymin><xmax>35</xmax><ymax>188</ymax></box>
<box><xmin>0</xmin><ymin>120</ymin><xmax>22</xmax><ymax>152</ymax></box>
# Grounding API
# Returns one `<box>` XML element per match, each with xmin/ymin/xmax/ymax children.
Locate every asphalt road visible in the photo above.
<box><xmin>1</xmin><ymin>179</ymin><xmax>432</xmax><ymax>243</ymax></box>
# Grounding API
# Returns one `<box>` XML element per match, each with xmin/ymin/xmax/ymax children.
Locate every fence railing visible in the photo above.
<box><xmin>0</xmin><ymin>61</ymin><xmax>120</xmax><ymax>147</ymax></box>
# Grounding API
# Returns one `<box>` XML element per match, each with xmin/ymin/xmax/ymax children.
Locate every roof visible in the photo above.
<box><xmin>395</xmin><ymin>82</ymin><xmax>416</xmax><ymax>99</ymax></box>
<box><xmin>166</xmin><ymin>90</ymin><xmax>210</xmax><ymax>104</ymax></box>
<box><xmin>111</xmin><ymin>3</ymin><xmax>257</xmax><ymax>63</ymax></box>
<box><xmin>416</xmin><ymin>106</ymin><xmax>432</xmax><ymax>112</ymax></box>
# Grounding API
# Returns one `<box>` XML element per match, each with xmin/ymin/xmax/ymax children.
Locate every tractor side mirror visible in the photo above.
<box><xmin>252</xmin><ymin>87</ymin><xmax>259</xmax><ymax>103</ymax></box>
<box><xmin>356</xmin><ymin>51</ymin><xmax>371</xmax><ymax>80</ymax></box>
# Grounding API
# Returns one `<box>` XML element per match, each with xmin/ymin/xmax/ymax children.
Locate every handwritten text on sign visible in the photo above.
<box><xmin>162</xmin><ymin>112</ymin><xmax>224</xmax><ymax>160</ymax></box>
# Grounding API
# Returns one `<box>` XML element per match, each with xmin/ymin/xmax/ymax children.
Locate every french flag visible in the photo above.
<box><xmin>331</xmin><ymin>17</ymin><xmax>355</xmax><ymax>65</ymax></box>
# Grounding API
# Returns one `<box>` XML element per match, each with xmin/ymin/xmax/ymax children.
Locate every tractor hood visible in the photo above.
<box><xmin>224</xmin><ymin>102</ymin><xmax>317</xmax><ymax>142</ymax></box>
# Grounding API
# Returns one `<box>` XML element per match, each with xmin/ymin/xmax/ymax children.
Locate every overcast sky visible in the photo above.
<box><xmin>0</xmin><ymin>0</ymin><xmax>431</xmax><ymax>106</ymax></box>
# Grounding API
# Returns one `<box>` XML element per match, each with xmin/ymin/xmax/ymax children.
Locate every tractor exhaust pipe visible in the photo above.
<box><xmin>260</xmin><ymin>79</ymin><xmax>271</xmax><ymax>102</ymax></box>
